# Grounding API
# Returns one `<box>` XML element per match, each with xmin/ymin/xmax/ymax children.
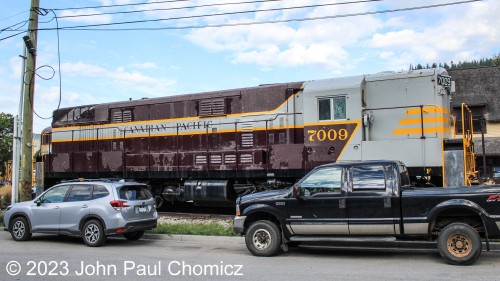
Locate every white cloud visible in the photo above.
<box><xmin>170</xmin><ymin>0</ymin><xmax>383</xmax><ymax>72</ymax></box>
<box><xmin>367</xmin><ymin>0</ymin><xmax>500</xmax><ymax>68</ymax></box>
<box><xmin>60</xmin><ymin>61</ymin><xmax>176</xmax><ymax>98</ymax></box>
<box><xmin>130</xmin><ymin>62</ymin><xmax>159</xmax><ymax>70</ymax></box>
<box><xmin>61</xmin><ymin>61</ymin><xmax>107</xmax><ymax>76</ymax></box>
<box><xmin>9</xmin><ymin>56</ymin><xmax>22</xmax><ymax>77</ymax></box>
<box><xmin>379</xmin><ymin>51</ymin><xmax>394</xmax><ymax>59</ymax></box>
<box><xmin>144</xmin><ymin>0</ymin><xmax>498</xmax><ymax>73</ymax></box>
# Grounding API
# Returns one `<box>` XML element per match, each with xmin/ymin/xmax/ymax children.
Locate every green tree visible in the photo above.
<box><xmin>493</xmin><ymin>53</ymin><xmax>500</xmax><ymax>66</ymax></box>
<box><xmin>0</xmin><ymin>113</ymin><xmax>14</xmax><ymax>177</ymax></box>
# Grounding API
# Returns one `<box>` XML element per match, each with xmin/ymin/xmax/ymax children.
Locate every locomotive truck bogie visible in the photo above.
<box><xmin>42</xmin><ymin>68</ymin><xmax>467</xmax><ymax>208</ymax></box>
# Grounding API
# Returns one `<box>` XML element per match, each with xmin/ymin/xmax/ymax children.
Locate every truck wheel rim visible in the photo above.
<box><xmin>447</xmin><ymin>234</ymin><xmax>471</xmax><ymax>258</ymax></box>
<box><xmin>13</xmin><ymin>221</ymin><xmax>25</xmax><ymax>238</ymax></box>
<box><xmin>252</xmin><ymin>229</ymin><xmax>271</xmax><ymax>250</ymax></box>
<box><xmin>85</xmin><ymin>224</ymin><xmax>100</xmax><ymax>243</ymax></box>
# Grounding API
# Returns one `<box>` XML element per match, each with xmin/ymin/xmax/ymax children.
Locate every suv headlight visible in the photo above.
<box><xmin>6</xmin><ymin>205</ymin><xmax>13</xmax><ymax>211</ymax></box>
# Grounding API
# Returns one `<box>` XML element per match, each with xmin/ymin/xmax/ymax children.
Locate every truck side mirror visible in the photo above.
<box><xmin>292</xmin><ymin>185</ymin><xmax>302</xmax><ymax>198</ymax></box>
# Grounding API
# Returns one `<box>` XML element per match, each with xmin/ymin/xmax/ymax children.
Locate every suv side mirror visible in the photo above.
<box><xmin>35</xmin><ymin>199</ymin><xmax>42</xmax><ymax>206</ymax></box>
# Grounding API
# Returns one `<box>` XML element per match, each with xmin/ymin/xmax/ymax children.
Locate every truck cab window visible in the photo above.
<box><xmin>493</xmin><ymin>167</ymin><xmax>500</xmax><ymax>180</ymax></box>
<box><xmin>300</xmin><ymin>167</ymin><xmax>342</xmax><ymax>196</ymax></box>
<box><xmin>398</xmin><ymin>164</ymin><xmax>411</xmax><ymax>188</ymax></box>
<box><xmin>352</xmin><ymin>165</ymin><xmax>386</xmax><ymax>190</ymax></box>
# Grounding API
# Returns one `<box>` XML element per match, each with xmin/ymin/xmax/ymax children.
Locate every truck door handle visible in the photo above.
<box><xmin>339</xmin><ymin>199</ymin><xmax>346</xmax><ymax>209</ymax></box>
<box><xmin>384</xmin><ymin>197</ymin><xmax>391</xmax><ymax>208</ymax></box>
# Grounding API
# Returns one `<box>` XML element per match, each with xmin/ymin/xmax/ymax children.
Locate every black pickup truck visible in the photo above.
<box><xmin>233</xmin><ymin>160</ymin><xmax>500</xmax><ymax>265</ymax></box>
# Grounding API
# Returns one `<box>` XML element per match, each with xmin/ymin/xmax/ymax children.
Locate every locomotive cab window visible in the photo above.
<box><xmin>318</xmin><ymin>96</ymin><xmax>346</xmax><ymax>121</ymax></box>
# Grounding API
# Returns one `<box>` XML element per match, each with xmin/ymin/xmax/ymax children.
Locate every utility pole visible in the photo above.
<box><xmin>19</xmin><ymin>0</ymin><xmax>39</xmax><ymax>201</ymax></box>
<box><xmin>11</xmin><ymin>50</ymin><xmax>26</xmax><ymax>204</ymax></box>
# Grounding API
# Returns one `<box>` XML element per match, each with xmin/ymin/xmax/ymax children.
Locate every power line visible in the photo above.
<box><xmin>0</xmin><ymin>31</ymin><xmax>26</xmax><ymax>41</ymax></box>
<box><xmin>1</xmin><ymin>20</ymin><xmax>29</xmax><ymax>33</ymax></box>
<box><xmin>55</xmin><ymin>0</ymin><xmax>290</xmax><ymax>19</ymax></box>
<box><xmin>34</xmin><ymin>0</ymin><xmax>482</xmax><ymax>32</ymax></box>
<box><xmin>0</xmin><ymin>10</ymin><xmax>29</xmax><ymax>22</ymax></box>
<box><xmin>46</xmin><ymin>0</ymin><xmax>385</xmax><ymax>30</ymax></box>
<box><xmin>50</xmin><ymin>0</ymin><xmax>192</xmax><ymax>11</ymax></box>
<box><xmin>1</xmin><ymin>0</ymin><xmax>377</xmax><ymax>33</ymax></box>
<box><xmin>51</xmin><ymin>0</ymin><xmax>383</xmax><ymax>29</ymax></box>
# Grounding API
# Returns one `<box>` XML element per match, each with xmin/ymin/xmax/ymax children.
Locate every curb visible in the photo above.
<box><xmin>143</xmin><ymin>233</ymin><xmax>245</xmax><ymax>244</ymax></box>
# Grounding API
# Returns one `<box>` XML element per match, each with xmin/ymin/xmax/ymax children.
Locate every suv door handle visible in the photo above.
<box><xmin>54</xmin><ymin>206</ymin><xmax>60</xmax><ymax>209</ymax></box>
<box><xmin>82</xmin><ymin>204</ymin><xmax>89</xmax><ymax>209</ymax></box>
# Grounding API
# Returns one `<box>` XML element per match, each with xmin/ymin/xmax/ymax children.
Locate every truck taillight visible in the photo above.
<box><xmin>110</xmin><ymin>200</ymin><xmax>129</xmax><ymax>210</ymax></box>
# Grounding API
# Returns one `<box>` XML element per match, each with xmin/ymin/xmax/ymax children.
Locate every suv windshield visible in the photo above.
<box><xmin>118</xmin><ymin>185</ymin><xmax>152</xmax><ymax>200</ymax></box>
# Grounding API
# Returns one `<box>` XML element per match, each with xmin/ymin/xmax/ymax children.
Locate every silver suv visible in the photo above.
<box><xmin>3</xmin><ymin>180</ymin><xmax>158</xmax><ymax>247</ymax></box>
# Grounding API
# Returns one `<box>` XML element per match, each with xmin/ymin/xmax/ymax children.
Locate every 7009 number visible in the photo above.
<box><xmin>307</xmin><ymin>129</ymin><xmax>349</xmax><ymax>142</ymax></box>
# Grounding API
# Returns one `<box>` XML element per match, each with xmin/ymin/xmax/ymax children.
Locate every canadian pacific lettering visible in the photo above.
<box><xmin>176</xmin><ymin>121</ymin><xmax>213</xmax><ymax>131</ymax></box>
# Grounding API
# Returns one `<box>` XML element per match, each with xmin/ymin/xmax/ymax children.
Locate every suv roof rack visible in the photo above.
<box><xmin>61</xmin><ymin>178</ymin><xmax>136</xmax><ymax>183</ymax></box>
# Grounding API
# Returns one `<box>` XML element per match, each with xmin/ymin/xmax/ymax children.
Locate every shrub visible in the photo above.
<box><xmin>0</xmin><ymin>184</ymin><xmax>12</xmax><ymax>209</ymax></box>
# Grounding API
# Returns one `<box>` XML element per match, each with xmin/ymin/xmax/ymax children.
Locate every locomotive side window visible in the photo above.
<box><xmin>318</xmin><ymin>96</ymin><xmax>346</xmax><ymax>121</ymax></box>
<box><xmin>318</xmin><ymin>99</ymin><xmax>331</xmax><ymax>120</ymax></box>
<box><xmin>42</xmin><ymin>133</ymin><xmax>51</xmax><ymax>145</ymax></box>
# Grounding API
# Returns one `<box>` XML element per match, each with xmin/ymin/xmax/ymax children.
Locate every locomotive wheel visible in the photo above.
<box><xmin>245</xmin><ymin>220</ymin><xmax>282</xmax><ymax>257</ymax></box>
<box><xmin>437</xmin><ymin>222</ymin><xmax>482</xmax><ymax>265</ymax></box>
<box><xmin>154</xmin><ymin>196</ymin><xmax>164</xmax><ymax>209</ymax></box>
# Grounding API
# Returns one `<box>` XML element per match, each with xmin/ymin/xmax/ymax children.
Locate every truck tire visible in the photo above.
<box><xmin>10</xmin><ymin>217</ymin><xmax>32</xmax><ymax>241</ymax></box>
<box><xmin>437</xmin><ymin>222</ymin><xmax>482</xmax><ymax>265</ymax></box>
<box><xmin>245</xmin><ymin>220</ymin><xmax>282</xmax><ymax>257</ymax></box>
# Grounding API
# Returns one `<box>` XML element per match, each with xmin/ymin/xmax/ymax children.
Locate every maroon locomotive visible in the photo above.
<box><xmin>42</xmin><ymin>69</ymin><xmax>472</xmax><ymax>208</ymax></box>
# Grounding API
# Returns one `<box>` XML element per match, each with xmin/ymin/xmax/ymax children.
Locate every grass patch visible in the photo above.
<box><xmin>148</xmin><ymin>220</ymin><xmax>238</xmax><ymax>236</ymax></box>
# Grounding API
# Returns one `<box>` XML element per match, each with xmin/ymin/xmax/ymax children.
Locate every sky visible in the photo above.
<box><xmin>0</xmin><ymin>0</ymin><xmax>499</xmax><ymax>133</ymax></box>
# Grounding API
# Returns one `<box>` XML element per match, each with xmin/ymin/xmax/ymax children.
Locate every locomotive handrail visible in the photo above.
<box><xmin>461</xmin><ymin>103</ymin><xmax>477</xmax><ymax>186</ymax></box>
<box><xmin>363</xmin><ymin>103</ymin><xmax>449</xmax><ymax>112</ymax></box>
<box><xmin>364</xmin><ymin>103</ymin><xmax>452</xmax><ymax>139</ymax></box>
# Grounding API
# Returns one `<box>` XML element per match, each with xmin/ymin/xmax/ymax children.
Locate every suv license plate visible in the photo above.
<box><xmin>137</xmin><ymin>206</ymin><xmax>147</xmax><ymax>213</ymax></box>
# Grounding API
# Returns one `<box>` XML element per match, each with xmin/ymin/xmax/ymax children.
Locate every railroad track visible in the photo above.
<box><xmin>158</xmin><ymin>212</ymin><xmax>234</xmax><ymax>220</ymax></box>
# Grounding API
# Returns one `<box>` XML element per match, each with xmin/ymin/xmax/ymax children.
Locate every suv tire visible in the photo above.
<box><xmin>83</xmin><ymin>220</ymin><xmax>106</xmax><ymax>247</ymax></box>
<box><xmin>10</xmin><ymin>217</ymin><xmax>32</xmax><ymax>241</ymax></box>
<box><xmin>245</xmin><ymin>220</ymin><xmax>282</xmax><ymax>257</ymax></box>
<box><xmin>124</xmin><ymin>231</ymin><xmax>145</xmax><ymax>241</ymax></box>
<box><xmin>437</xmin><ymin>222</ymin><xmax>482</xmax><ymax>265</ymax></box>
